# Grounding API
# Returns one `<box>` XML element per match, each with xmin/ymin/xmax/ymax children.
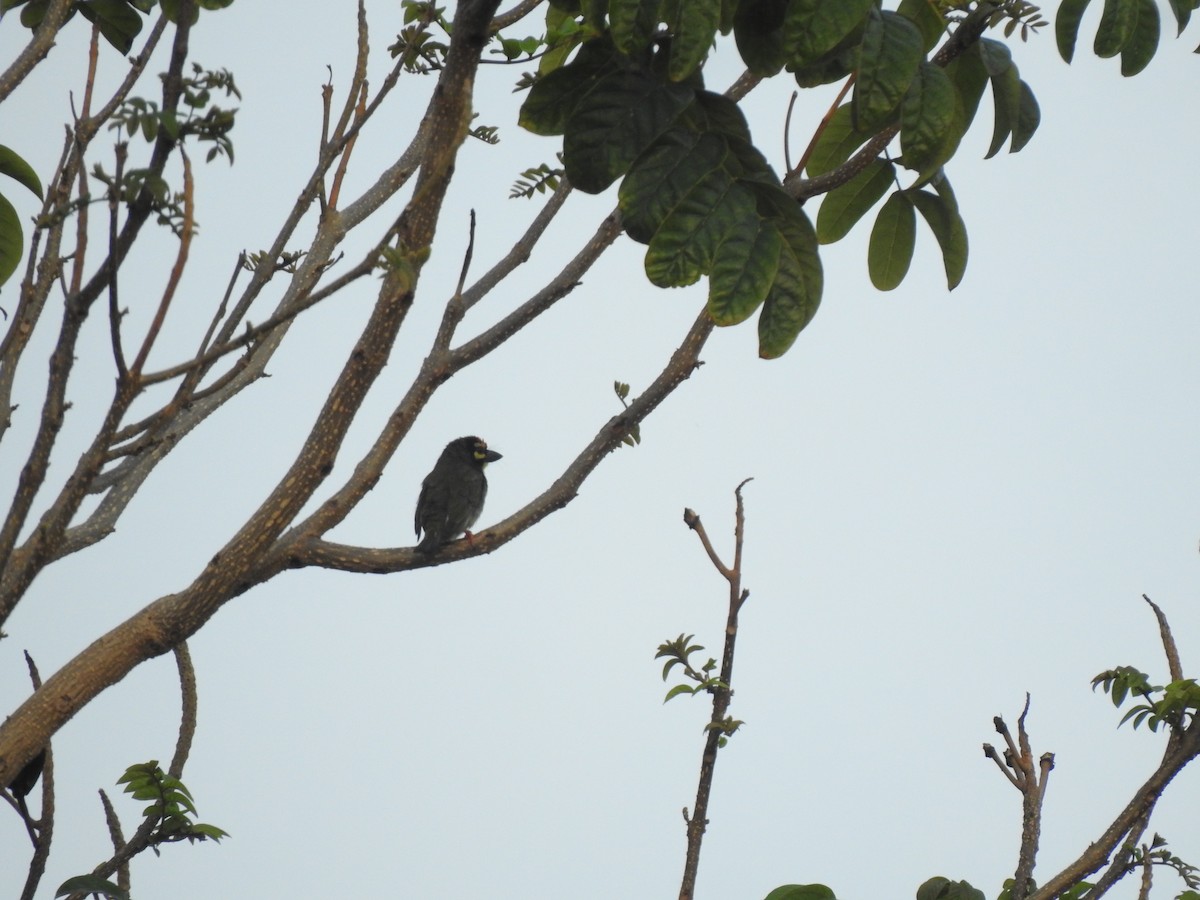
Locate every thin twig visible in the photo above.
<box><xmin>678</xmin><ymin>480</ymin><xmax>753</xmax><ymax>900</ymax></box>
<box><xmin>1143</xmin><ymin>595</ymin><xmax>1182</xmax><ymax>683</ymax></box>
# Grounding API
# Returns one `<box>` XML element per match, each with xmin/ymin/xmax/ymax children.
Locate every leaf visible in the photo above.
<box><xmin>853</xmin><ymin>9</ymin><xmax>924</xmax><ymax>131</ymax></box>
<box><xmin>815</xmin><ymin>158</ymin><xmax>894</xmax><ymax>244</ymax></box>
<box><xmin>1056</xmin><ymin>0</ymin><xmax>1095</xmax><ymax>61</ymax></box>
<box><xmin>1120</xmin><ymin>0</ymin><xmax>1160</xmax><ymax>75</ymax></box>
<box><xmin>0</xmin><ymin>192</ymin><xmax>23</xmax><ymax>287</ymax></box>
<box><xmin>763</xmin><ymin>885</ymin><xmax>838</xmax><ymax>900</ymax></box>
<box><xmin>868</xmin><ymin>191</ymin><xmax>916</xmax><ymax>291</ymax></box>
<box><xmin>899</xmin><ymin>61</ymin><xmax>956</xmax><ymax>174</ymax></box>
<box><xmin>734</xmin><ymin>0</ymin><xmax>789</xmax><ymax>75</ymax></box>
<box><xmin>644</xmin><ymin>169</ymin><xmax>756</xmax><ymax>287</ymax></box>
<box><xmin>1167</xmin><ymin>0</ymin><xmax>1196</xmax><ymax>34</ymax></box>
<box><xmin>1011</xmin><ymin>80</ymin><xmax>1040</xmax><ymax>152</ymax></box>
<box><xmin>708</xmin><ymin>218</ymin><xmax>783</xmax><ymax>324</ymax></box>
<box><xmin>0</xmin><ymin>145</ymin><xmax>44</xmax><ymax>200</ymax></box>
<box><xmin>609</xmin><ymin>0</ymin><xmax>657</xmax><ymax>56</ymax></box>
<box><xmin>782</xmin><ymin>0</ymin><xmax>874</xmax><ymax>69</ymax></box>
<box><xmin>1095</xmin><ymin>0</ymin><xmax>1138</xmax><ymax>57</ymax></box>
<box><xmin>664</xmin><ymin>683</ymin><xmax>696</xmax><ymax>702</ymax></box>
<box><xmin>943</xmin><ymin>43</ymin><xmax>988</xmax><ymax>132</ymax></box>
<box><xmin>519</xmin><ymin>38</ymin><xmax>621</xmax><ymax>136</ymax></box>
<box><xmin>756</xmin><ymin>201</ymin><xmax>823</xmax><ymax>358</ymax></box>
<box><xmin>805</xmin><ymin>104</ymin><xmax>877</xmax><ymax>177</ymax></box>
<box><xmin>619</xmin><ymin>130</ymin><xmax>724</xmax><ymax>243</ymax></box>
<box><xmin>670</xmin><ymin>0</ymin><xmax>721</xmax><ymax>81</ymax></box>
<box><xmin>908</xmin><ymin>182</ymin><xmax>967</xmax><ymax>289</ymax></box>
<box><xmin>78</xmin><ymin>0</ymin><xmax>144</xmax><ymax>52</ymax></box>
<box><xmin>563</xmin><ymin>67</ymin><xmax>694</xmax><ymax>193</ymax></box>
<box><xmin>896</xmin><ymin>0</ymin><xmax>947</xmax><ymax>52</ymax></box>
<box><xmin>56</xmin><ymin>875</ymin><xmax>131</xmax><ymax>900</ymax></box>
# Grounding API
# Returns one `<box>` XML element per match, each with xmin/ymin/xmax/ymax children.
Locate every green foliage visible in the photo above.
<box><xmin>1</xmin><ymin>0</ymin><xmax>232</xmax><ymax>51</ymax></box>
<box><xmin>1056</xmin><ymin>0</ymin><xmax>1198</xmax><ymax>65</ymax></box>
<box><xmin>509</xmin><ymin>156</ymin><xmax>564</xmax><ymax>198</ymax></box>
<box><xmin>1132</xmin><ymin>834</ymin><xmax>1200</xmax><ymax>894</ymax></box>
<box><xmin>916</xmin><ymin>876</ymin><xmax>985</xmax><ymax>900</ymax></box>
<box><xmin>763</xmin><ymin>884</ymin><xmax>838</xmax><ymax>900</ymax></box>
<box><xmin>55</xmin><ymin>875</ymin><xmax>130</xmax><ymax>900</ymax></box>
<box><xmin>0</xmin><ymin>144</ymin><xmax>44</xmax><ymax>288</ymax></box>
<box><xmin>109</xmin><ymin>63</ymin><xmax>240</xmax><ymax>163</ymax></box>
<box><xmin>118</xmin><ymin>760</ymin><xmax>229</xmax><ymax>849</ymax></box>
<box><xmin>1092</xmin><ymin>665</ymin><xmax>1200</xmax><ymax>732</ymax></box>
<box><xmin>612</xmin><ymin>380</ymin><xmax>642</xmax><ymax>445</ymax></box>
<box><xmin>656</xmin><ymin>633</ymin><xmax>726</xmax><ymax>703</ymax></box>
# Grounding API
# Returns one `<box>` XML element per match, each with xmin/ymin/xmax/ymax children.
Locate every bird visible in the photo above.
<box><xmin>414</xmin><ymin>436</ymin><xmax>502</xmax><ymax>553</ymax></box>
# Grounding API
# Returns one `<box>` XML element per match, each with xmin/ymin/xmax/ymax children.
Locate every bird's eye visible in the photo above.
<box><xmin>473</xmin><ymin>449</ymin><xmax>487</xmax><ymax>460</ymax></box>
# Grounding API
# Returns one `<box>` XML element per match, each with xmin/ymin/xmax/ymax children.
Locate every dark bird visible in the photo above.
<box><xmin>414</xmin><ymin>436</ymin><xmax>502</xmax><ymax>553</ymax></box>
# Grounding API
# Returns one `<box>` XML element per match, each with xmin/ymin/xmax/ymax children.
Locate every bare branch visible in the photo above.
<box><xmin>1143</xmin><ymin>595</ymin><xmax>1183</xmax><ymax>683</ymax></box>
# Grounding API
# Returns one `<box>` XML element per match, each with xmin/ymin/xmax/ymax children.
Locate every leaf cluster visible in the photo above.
<box><xmin>1093</xmin><ymin>665</ymin><xmax>1200</xmax><ymax>732</ymax></box>
<box><xmin>1056</xmin><ymin>0</ymin><xmax>1200</xmax><ymax>73</ymax></box>
<box><xmin>656</xmin><ymin>633</ymin><xmax>726</xmax><ymax>702</ymax></box>
<box><xmin>2</xmin><ymin>0</ymin><xmax>233</xmax><ymax>54</ymax></box>
<box><xmin>117</xmin><ymin>760</ymin><xmax>229</xmax><ymax>850</ymax></box>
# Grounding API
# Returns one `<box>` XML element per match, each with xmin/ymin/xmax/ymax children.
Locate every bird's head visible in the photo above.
<box><xmin>453</xmin><ymin>435</ymin><xmax>502</xmax><ymax>466</ymax></box>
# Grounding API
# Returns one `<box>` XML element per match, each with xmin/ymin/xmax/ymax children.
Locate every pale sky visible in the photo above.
<box><xmin>2</xmin><ymin>3</ymin><xmax>1199</xmax><ymax>899</ymax></box>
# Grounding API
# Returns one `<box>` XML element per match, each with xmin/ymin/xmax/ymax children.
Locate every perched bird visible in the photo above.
<box><xmin>414</xmin><ymin>436</ymin><xmax>502</xmax><ymax>553</ymax></box>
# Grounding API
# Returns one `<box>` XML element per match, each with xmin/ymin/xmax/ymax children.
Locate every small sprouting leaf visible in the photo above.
<box><xmin>868</xmin><ymin>192</ymin><xmax>915</xmax><ymax>291</ymax></box>
<box><xmin>664</xmin><ymin>683</ymin><xmax>697</xmax><ymax>703</ymax></box>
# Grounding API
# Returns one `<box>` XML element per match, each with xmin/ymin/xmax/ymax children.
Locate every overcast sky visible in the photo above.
<box><xmin>2</xmin><ymin>3</ymin><xmax>1199</xmax><ymax>899</ymax></box>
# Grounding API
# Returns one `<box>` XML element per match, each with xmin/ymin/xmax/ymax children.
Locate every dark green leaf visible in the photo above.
<box><xmin>853</xmin><ymin>9</ymin><xmax>924</xmax><ymax>131</ymax></box>
<box><xmin>1167</xmin><ymin>0</ymin><xmax>1196</xmax><ymax>34</ymax></box>
<box><xmin>1120</xmin><ymin>0</ymin><xmax>1160</xmax><ymax>74</ymax></box>
<box><xmin>783</xmin><ymin>0</ymin><xmax>874</xmax><ymax>68</ymax></box>
<box><xmin>563</xmin><ymin>68</ymin><xmax>694</xmax><ymax>192</ymax></box>
<box><xmin>943</xmin><ymin>43</ymin><xmax>988</xmax><ymax>131</ymax></box>
<box><xmin>0</xmin><ymin>192</ymin><xmax>25</xmax><ymax>287</ymax></box>
<box><xmin>868</xmin><ymin>191</ymin><xmax>915</xmax><ymax>291</ymax></box>
<box><xmin>708</xmin><ymin>218</ymin><xmax>783</xmax><ymax>324</ymax></box>
<box><xmin>984</xmin><ymin>53</ymin><xmax>1021</xmax><ymax>159</ymax></box>
<box><xmin>19</xmin><ymin>0</ymin><xmax>51</xmax><ymax>28</ymax></box>
<box><xmin>1056</xmin><ymin>0</ymin><xmax>1095</xmax><ymax>60</ymax></box>
<box><xmin>908</xmin><ymin>183</ymin><xmax>967</xmax><ymax>289</ymax></box>
<box><xmin>790</xmin><ymin>46</ymin><xmax>856</xmax><ymax>87</ymax></box>
<box><xmin>1011</xmin><ymin>80</ymin><xmax>1039</xmax><ymax>151</ymax></box>
<box><xmin>757</xmin><ymin>202</ymin><xmax>822</xmax><ymax>358</ymax></box>
<box><xmin>670</xmin><ymin>0</ymin><xmax>721</xmax><ymax>80</ymax></box>
<box><xmin>805</xmin><ymin>103</ymin><xmax>877</xmax><ymax>176</ymax></box>
<box><xmin>619</xmin><ymin>130</ymin><xmax>723</xmax><ymax>242</ymax></box>
<box><xmin>610</xmin><ymin>0</ymin><xmax>658</xmax><ymax>56</ymax></box>
<box><xmin>977</xmin><ymin>37</ymin><xmax>1013</xmax><ymax>76</ymax></box>
<box><xmin>56</xmin><ymin>875</ymin><xmax>130</xmax><ymax>900</ymax></box>
<box><xmin>1095</xmin><ymin>0</ymin><xmax>1138</xmax><ymax>57</ymax></box>
<box><xmin>0</xmin><ymin>145</ymin><xmax>44</xmax><ymax>200</ymax></box>
<box><xmin>644</xmin><ymin>171</ymin><xmax>756</xmax><ymax>287</ymax></box>
<box><xmin>900</xmin><ymin>61</ymin><xmax>956</xmax><ymax>174</ymax></box>
<box><xmin>519</xmin><ymin>38</ymin><xmax>622</xmax><ymax>136</ymax></box>
<box><xmin>896</xmin><ymin>0</ymin><xmax>947</xmax><ymax>52</ymax></box>
<box><xmin>815</xmin><ymin>158</ymin><xmax>893</xmax><ymax>244</ymax></box>
<box><xmin>763</xmin><ymin>883</ymin><xmax>838</xmax><ymax>900</ymax></box>
<box><xmin>734</xmin><ymin>0</ymin><xmax>789</xmax><ymax>75</ymax></box>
